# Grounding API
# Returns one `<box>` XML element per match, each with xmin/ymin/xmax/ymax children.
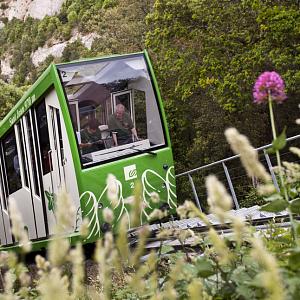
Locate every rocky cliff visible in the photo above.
<box><xmin>0</xmin><ymin>0</ymin><xmax>64</xmax><ymax>23</ymax></box>
<box><xmin>0</xmin><ymin>0</ymin><xmax>100</xmax><ymax>80</ymax></box>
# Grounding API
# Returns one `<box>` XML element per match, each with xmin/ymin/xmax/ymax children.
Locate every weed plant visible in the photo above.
<box><xmin>0</xmin><ymin>72</ymin><xmax>300</xmax><ymax>299</ymax></box>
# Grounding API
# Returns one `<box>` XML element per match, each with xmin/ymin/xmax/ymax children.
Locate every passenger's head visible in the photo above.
<box><xmin>87</xmin><ymin>119</ymin><xmax>99</xmax><ymax>132</ymax></box>
<box><xmin>115</xmin><ymin>104</ymin><xmax>125</xmax><ymax>120</ymax></box>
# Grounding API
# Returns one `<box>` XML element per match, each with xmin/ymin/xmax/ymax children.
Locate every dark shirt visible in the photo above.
<box><xmin>81</xmin><ymin>128</ymin><xmax>104</xmax><ymax>154</ymax></box>
<box><xmin>108</xmin><ymin>112</ymin><xmax>134</xmax><ymax>144</ymax></box>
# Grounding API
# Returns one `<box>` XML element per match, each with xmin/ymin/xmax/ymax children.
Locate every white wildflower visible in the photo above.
<box><xmin>0</xmin><ymin>252</ymin><xmax>9</xmax><ymax>267</ymax></box>
<box><xmin>124</xmin><ymin>196</ymin><xmax>135</xmax><ymax>204</ymax></box>
<box><xmin>176</xmin><ymin>200</ymin><xmax>200</xmax><ymax>219</ymax></box>
<box><xmin>231</xmin><ymin>216</ymin><xmax>247</xmax><ymax>244</ymax></box>
<box><xmin>48</xmin><ymin>237</ymin><xmax>70</xmax><ymax>267</ymax></box>
<box><xmin>157</xmin><ymin>228</ymin><xmax>175</xmax><ymax>239</ymax></box>
<box><xmin>225</xmin><ymin>128</ymin><xmax>271</xmax><ymax>183</ymax></box>
<box><xmin>19</xmin><ymin>271</ymin><xmax>30</xmax><ymax>287</ymax></box>
<box><xmin>150</xmin><ymin>192</ymin><xmax>160</xmax><ymax>203</ymax></box>
<box><xmin>208</xmin><ymin>228</ymin><xmax>232</xmax><ymax>265</ymax></box>
<box><xmin>37</xmin><ymin>268</ymin><xmax>71</xmax><ymax>300</ymax></box>
<box><xmin>55</xmin><ymin>189</ymin><xmax>76</xmax><ymax>232</ymax></box>
<box><xmin>4</xmin><ymin>270</ymin><xmax>16</xmax><ymax>295</ymax></box>
<box><xmin>104</xmin><ymin>232</ymin><xmax>114</xmax><ymax>252</ymax></box>
<box><xmin>296</xmin><ymin>118</ymin><xmax>300</xmax><ymax>125</ymax></box>
<box><xmin>163</xmin><ymin>283</ymin><xmax>177</xmax><ymax>300</ymax></box>
<box><xmin>116</xmin><ymin>216</ymin><xmax>129</xmax><ymax>262</ymax></box>
<box><xmin>251</xmin><ymin>238</ymin><xmax>284</xmax><ymax>300</ymax></box>
<box><xmin>130</xmin><ymin>226</ymin><xmax>150</xmax><ymax>267</ymax></box>
<box><xmin>103</xmin><ymin>207</ymin><xmax>114</xmax><ymax>224</ymax></box>
<box><xmin>178</xmin><ymin>229</ymin><xmax>195</xmax><ymax>243</ymax></box>
<box><xmin>35</xmin><ymin>255</ymin><xmax>50</xmax><ymax>271</ymax></box>
<box><xmin>283</xmin><ymin>161</ymin><xmax>300</xmax><ymax>182</ymax></box>
<box><xmin>257</xmin><ymin>183</ymin><xmax>276</xmax><ymax>195</ymax></box>
<box><xmin>206</xmin><ymin>175</ymin><xmax>232</xmax><ymax>213</ymax></box>
<box><xmin>188</xmin><ymin>279</ymin><xmax>204</xmax><ymax>300</ymax></box>
<box><xmin>69</xmin><ymin>243</ymin><xmax>84</xmax><ymax>298</ymax></box>
<box><xmin>9</xmin><ymin>199</ymin><xmax>32</xmax><ymax>253</ymax></box>
<box><xmin>290</xmin><ymin>147</ymin><xmax>300</xmax><ymax>157</ymax></box>
<box><xmin>79</xmin><ymin>217</ymin><xmax>90</xmax><ymax>238</ymax></box>
<box><xmin>148</xmin><ymin>209</ymin><xmax>167</xmax><ymax>221</ymax></box>
<box><xmin>106</xmin><ymin>173</ymin><xmax>119</xmax><ymax>205</ymax></box>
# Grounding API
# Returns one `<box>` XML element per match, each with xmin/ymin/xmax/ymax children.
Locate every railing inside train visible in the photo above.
<box><xmin>175</xmin><ymin>134</ymin><xmax>300</xmax><ymax>212</ymax></box>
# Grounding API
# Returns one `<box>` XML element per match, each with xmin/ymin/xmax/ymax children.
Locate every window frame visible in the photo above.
<box><xmin>57</xmin><ymin>53</ymin><xmax>168</xmax><ymax>169</ymax></box>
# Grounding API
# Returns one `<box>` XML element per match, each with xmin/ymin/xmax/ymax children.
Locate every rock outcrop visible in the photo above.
<box><xmin>0</xmin><ymin>0</ymin><xmax>65</xmax><ymax>21</ymax></box>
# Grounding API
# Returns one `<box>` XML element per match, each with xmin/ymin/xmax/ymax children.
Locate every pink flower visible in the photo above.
<box><xmin>253</xmin><ymin>71</ymin><xmax>287</xmax><ymax>104</ymax></box>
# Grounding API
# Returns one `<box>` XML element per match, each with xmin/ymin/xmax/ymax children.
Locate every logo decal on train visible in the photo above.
<box><xmin>124</xmin><ymin>164</ymin><xmax>137</xmax><ymax>181</ymax></box>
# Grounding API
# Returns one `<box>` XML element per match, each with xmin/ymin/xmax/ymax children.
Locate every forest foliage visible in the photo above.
<box><xmin>0</xmin><ymin>0</ymin><xmax>300</xmax><ymax>189</ymax></box>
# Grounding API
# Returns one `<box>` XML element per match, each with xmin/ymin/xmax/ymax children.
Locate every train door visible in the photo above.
<box><xmin>22</xmin><ymin>112</ymin><xmax>47</xmax><ymax>238</ymax></box>
<box><xmin>0</xmin><ymin>149</ymin><xmax>13</xmax><ymax>245</ymax></box>
<box><xmin>41</xmin><ymin>89</ymin><xmax>80</xmax><ymax>234</ymax></box>
<box><xmin>0</xmin><ymin>177</ymin><xmax>8</xmax><ymax>245</ymax></box>
<box><xmin>0</xmin><ymin>123</ymin><xmax>46</xmax><ymax>242</ymax></box>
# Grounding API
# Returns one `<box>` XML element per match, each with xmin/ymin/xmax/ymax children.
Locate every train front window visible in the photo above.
<box><xmin>57</xmin><ymin>54</ymin><xmax>165</xmax><ymax>166</ymax></box>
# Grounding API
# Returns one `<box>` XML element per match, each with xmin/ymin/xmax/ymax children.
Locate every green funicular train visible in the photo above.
<box><xmin>0</xmin><ymin>51</ymin><xmax>177</xmax><ymax>250</ymax></box>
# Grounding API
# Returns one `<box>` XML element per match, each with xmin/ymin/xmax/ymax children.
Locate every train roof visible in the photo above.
<box><xmin>0</xmin><ymin>51</ymin><xmax>147</xmax><ymax>137</ymax></box>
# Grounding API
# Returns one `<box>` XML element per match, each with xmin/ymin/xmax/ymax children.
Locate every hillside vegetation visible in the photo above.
<box><xmin>1</xmin><ymin>0</ymin><xmax>300</xmax><ymax>196</ymax></box>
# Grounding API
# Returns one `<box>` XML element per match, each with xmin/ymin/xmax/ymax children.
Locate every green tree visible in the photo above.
<box><xmin>146</xmin><ymin>0</ymin><xmax>300</xmax><ymax>170</ymax></box>
<box><xmin>0</xmin><ymin>80</ymin><xmax>28</xmax><ymax>120</ymax></box>
<box><xmin>91</xmin><ymin>0</ymin><xmax>154</xmax><ymax>55</ymax></box>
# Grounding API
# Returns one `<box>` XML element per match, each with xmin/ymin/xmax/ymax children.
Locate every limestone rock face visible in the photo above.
<box><xmin>0</xmin><ymin>1</ymin><xmax>100</xmax><ymax>79</ymax></box>
<box><xmin>0</xmin><ymin>56</ymin><xmax>15</xmax><ymax>80</ymax></box>
<box><xmin>31</xmin><ymin>32</ymin><xmax>99</xmax><ymax>66</ymax></box>
<box><xmin>0</xmin><ymin>0</ymin><xmax>65</xmax><ymax>21</ymax></box>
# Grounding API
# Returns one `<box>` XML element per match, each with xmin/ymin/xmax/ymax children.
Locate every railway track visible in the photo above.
<box><xmin>128</xmin><ymin>205</ymin><xmax>295</xmax><ymax>252</ymax></box>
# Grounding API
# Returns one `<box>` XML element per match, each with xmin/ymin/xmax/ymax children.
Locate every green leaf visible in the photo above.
<box><xmin>160</xmin><ymin>245</ymin><xmax>174</xmax><ymax>255</ymax></box>
<box><xmin>236</xmin><ymin>285</ymin><xmax>256</xmax><ymax>299</ymax></box>
<box><xmin>290</xmin><ymin>198</ymin><xmax>300</xmax><ymax>214</ymax></box>
<box><xmin>263</xmin><ymin>193</ymin><xmax>283</xmax><ymax>202</ymax></box>
<box><xmin>231</xmin><ymin>266</ymin><xmax>252</xmax><ymax>284</ymax></box>
<box><xmin>288</xmin><ymin>248</ymin><xmax>300</xmax><ymax>270</ymax></box>
<box><xmin>250</xmin><ymin>273</ymin><xmax>266</xmax><ymax>288</ymax></box>
<box><xmin>289</xmin><ymin>188</ymin><xmax>299</xmax><ymax>199</ymax></box>
<box><xmin>267</xmin><ymin>127</ymin><xmax>287</xmax><ymax>154</ymax></box>
<box><xmin>292</xmin><ymin>220</ymin><xmax>300</xmax><ymax>236</ymax></box>
<box><xmin>260</xmin><ymin>198</ymin><xmax>288</xmax><ymax>213</ymax></box>
<box><xmin>183</xmin><ymin>263</ymin><xmax>198</xmax><ymax>278</ymax></box>
<box><xmin>195</xmin><ymin>257</ymin><xmax>216</xmax><ymax>278</ymax></box>
<box><xmin>45</xmin><ymin>190</ymin><xmax>55</xmax><ymax>211</ymax></box>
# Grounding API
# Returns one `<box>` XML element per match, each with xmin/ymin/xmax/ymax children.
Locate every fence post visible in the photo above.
<box><xmin>188</xmin><ymin>173</ymin><xmax>202</xmax><ymax>212</ymax></box>
<box><xmin>263</xmin><ymin>149</ymin><xmax>280</xmax><ymax>192</ymax></box>
<box><xmin>222</xmin><ymin>162</ymin><xmax>239</xmax><ymax>209</ymax></box>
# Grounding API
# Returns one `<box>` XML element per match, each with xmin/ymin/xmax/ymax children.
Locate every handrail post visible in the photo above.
<box><xmin>188</xmin><ymin>173</ymin><xmax>202</xmax><ymax>212</ymax></box>
<box><xmin>222</xmin><ymin>162</ymin><xmax>239</xmax><ymax>209</ymax></box>
<box><xmin>263</xmin><ymin>149</ymin><xmax>280</xmax><ymax>192</ymax></box>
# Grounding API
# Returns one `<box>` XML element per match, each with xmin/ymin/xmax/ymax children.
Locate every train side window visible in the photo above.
<box><xmin>15</xmin><ymin>122</ymin><xmax>29</xmax><ymax>188</ymax></box>
<box><xmin>2</xmin><ymin>129</ymin><xmax>22</xmax><ymax>194</ymax></box>
<box><xmin>0</xmin><ymin>143</ymin><xmax>8</xmax><ymax>210</ymax></box>
<box><xmin>35</xmin><ymin>100</ymin><xmax>51</xmax><ymax>175</ymax></box>
<box><xmin>58</xmin><ymin>54</ymin><xmax>166</xmax><ymax>166</ymax></box>
<box><xmin>25</xmin><ymin>113</ymin><xmax>41</xmax><ymax>197</ymax></box>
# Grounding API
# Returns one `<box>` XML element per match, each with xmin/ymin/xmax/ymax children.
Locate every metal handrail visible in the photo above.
<box><xmin>175</xmin><ymin>134</ymin><xmax>300</xmax><ymax>211</ymax></box>
<box><xmin>176</xmin><ymin>134</ymin><xmax>300</xmax><ymax>178</ymax></box>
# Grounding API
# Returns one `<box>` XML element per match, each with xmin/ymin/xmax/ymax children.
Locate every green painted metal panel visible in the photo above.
<box><xmin>0</xmin><ymin>65</ymin><xmax>54</xmax><ymax>136</ymax></box>
<box><xmin>0</xmin><ymin>51</ymin><xmax>177</xmax><ymax>250</ymax></box>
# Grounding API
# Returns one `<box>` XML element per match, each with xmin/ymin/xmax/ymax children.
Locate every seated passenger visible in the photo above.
<box><xmin>108</xmin><ymin>104</ymin><xmax>138</xmax><ymax>146</ymax></box>
<box><xmin>80</xmin><ymin>120</ymin><xmax>105</xmax><ymax>154</ymax></box>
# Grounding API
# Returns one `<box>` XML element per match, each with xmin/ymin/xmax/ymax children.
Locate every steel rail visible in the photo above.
<box><xmin>176</xmin><ymin>134</ymin><xmax>300</xmax><ymax>178</ymax></box>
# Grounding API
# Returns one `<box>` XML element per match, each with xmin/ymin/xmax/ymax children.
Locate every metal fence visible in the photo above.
<box><xmin>175</xmin><ymin>134</ymin><xmax>300</xmax><ymax>212</ymax></box>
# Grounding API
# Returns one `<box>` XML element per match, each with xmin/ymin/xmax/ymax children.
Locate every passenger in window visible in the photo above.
<box><xmin>108</xmin><ymin>104</ymin><xmax>139</xmax><ymax>146</ymax></box>
<box><xmin>80</xmin><ymin>120</ymin><xmax>105</xmax><ymax>154</ymax></box>
<box><xmin>13</xmin><ymin>154</ymin><xmax>20</xmax><ymax>176</ymax></box>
